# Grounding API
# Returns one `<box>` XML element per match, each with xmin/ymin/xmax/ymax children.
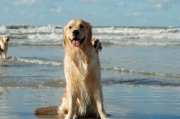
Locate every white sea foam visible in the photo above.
<box><xmin>15</xmin><ymin>57</ymin><xmax>63</xmax><ymax>66</ymax></box>
<box><xmin>27</xmin><ymin>33</ymin><xmax>62</xmax><ymax>41</ymax></box>
<box><xmin>1</xmin><ymin>25</ymin><xmax>180</xmax><ymax>46</ymax></box>
<box><xmin>0</xmin><ymin>25</ymin><xmax>7</xmax><ymax>33</ymax></box>
<box><xmin>102</xmin><ymin>67</ymin><xmax>180</xmax><ymax>78</ymax></box>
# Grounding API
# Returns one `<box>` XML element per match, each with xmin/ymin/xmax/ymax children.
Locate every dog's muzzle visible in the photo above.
<box><xmin>70</xmin><ymin>36</ymin><xmax>86</xmax><ymax>47</ymax></box>
<box><xmin>69</xmin><ymin>30</ymin><xmax>86</xmax><ymax>47</ymax></box>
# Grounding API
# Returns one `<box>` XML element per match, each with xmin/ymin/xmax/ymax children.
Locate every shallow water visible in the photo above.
<box><xmin>0</xmin><ymin>86</ymin><xmax>180</xmax><ymax>119</ymax></box>
<box><xmin>0</xmin><ymin>44</ymin><xmax>180</xmax><ymax>88</ymax></box>
<box><xmin>0</xmin><ymin>45</ymin><xmax>64</xmax><ymax>88</ymax></box>
<box><xmin>1</xmin><ymin>25</ymin><xmax>180</xmax><ymax>88</ymax></box>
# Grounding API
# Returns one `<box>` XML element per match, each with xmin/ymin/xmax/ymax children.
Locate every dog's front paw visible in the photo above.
<box><xmin>99</xmin><ymin>113</ymin><xmax>109</xmax><ymax>119</ymax></box>
<box><xmin>101</xmin><ymin>116</ymin><xmax>109</xmax><ymax>119</ymax></box>
<box><xmin>64</xmin><ymin>114</ymin><xmax>74</xmax><ymax>119</ymax></box>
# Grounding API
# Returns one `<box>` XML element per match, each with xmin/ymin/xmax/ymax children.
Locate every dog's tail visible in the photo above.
<box><xmin>34</xmin><ymin>106</ymin><xmax>59</xmax><ymax>115</ymax></box>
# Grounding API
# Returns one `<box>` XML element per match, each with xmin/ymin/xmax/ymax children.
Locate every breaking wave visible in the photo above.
<box><xmin>1</xmin><ymin>25</ymin><xmax>180</xmax><ymax>46</ymax></box>
<box><xmin>9</xmin><ymin>56</ymin><xmax>63</xmax><ymax>66</ymax></box>
<box><xmin>102</xmin><ymin>67</ymin><xmax>180</xmax><ymax>78</ymax></box>
<box><xmin>102</xmin><ymin>77</ymin><xmax>180</xmax><ymax>87</ymax></box>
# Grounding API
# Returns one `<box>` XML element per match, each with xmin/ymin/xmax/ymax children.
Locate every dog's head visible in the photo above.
<box><xmin>63</xmin><ymin>19</ymin><xmax>92</xmax><ymax>48</ymax></box>
<box><xmin>2</xmin><ymin>36</ymin><xmax>10</xmax><ymax>43</ymax></box>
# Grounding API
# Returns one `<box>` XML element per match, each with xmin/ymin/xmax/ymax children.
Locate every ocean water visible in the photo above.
<box><xmin>0</xmin><ymin>25</ymin><xmax>180</xmax><ymax>88</ymax></box>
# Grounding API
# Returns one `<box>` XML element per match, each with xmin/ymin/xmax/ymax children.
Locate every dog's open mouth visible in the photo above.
<box><xmin>70</xmin><ymin>36</ymin><xmax>86</xmax><ymax>47</ymax></box>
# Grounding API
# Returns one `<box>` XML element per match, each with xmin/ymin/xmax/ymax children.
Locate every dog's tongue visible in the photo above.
<box><xmin>72</xmin><ymin>40</ymin><xmax>80</xmax><ymax>47</ymax></box>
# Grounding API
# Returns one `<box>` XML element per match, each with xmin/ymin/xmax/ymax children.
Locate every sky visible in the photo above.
<box><xmin>0</xmin><ymin>0</ymin><xmax>180</xmax><ymax>27</ymax></box>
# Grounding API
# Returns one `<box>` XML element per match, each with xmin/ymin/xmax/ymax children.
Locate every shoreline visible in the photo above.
<box><xmin>0</xmin><ymin>86</ymin><xmax>180</xmax><ymax>119</ymax></box>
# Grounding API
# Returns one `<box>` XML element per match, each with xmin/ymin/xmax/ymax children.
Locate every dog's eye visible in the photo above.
<box><xmin>69</xmin><ymin>26</ymin><xmax>72</xmax><ymax>29</ymax></box>
<box><xmin>80</xmin><ymin>25</ymin><xmax>84</xmax><ymax>28</ymax></box>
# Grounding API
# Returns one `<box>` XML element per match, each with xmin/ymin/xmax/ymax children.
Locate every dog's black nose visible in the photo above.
<box><xmin>73</xmin><ymin>30</ymin><xmax>79</xmax><ymax>36</ymax></box>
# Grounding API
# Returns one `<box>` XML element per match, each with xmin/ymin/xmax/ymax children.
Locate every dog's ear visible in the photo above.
<box><xmin>86</xmin><ymin>22</ymin><xmax>92</xmax><ymax>42</ymax></box>
<box><xmin>63</xmin><ymin>25</ymin><xmax>67</xmax><ymax>46</ymax></box>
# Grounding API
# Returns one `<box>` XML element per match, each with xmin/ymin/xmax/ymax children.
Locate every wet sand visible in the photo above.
<box><xmin>0</xmin><ymin>86</ymin><xmax>180</xmax><ymax>119</ymax></box>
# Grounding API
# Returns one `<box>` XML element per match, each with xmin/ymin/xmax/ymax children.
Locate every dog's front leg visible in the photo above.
<box><xmin>65</xmin><ymin>90</ymin><xmax>76</xmax><ymax>119</ymax></box>
<box><xmin>94</xmin><ymin>89</ymin><xmax>107</xmax><ymax>119</ymax></box>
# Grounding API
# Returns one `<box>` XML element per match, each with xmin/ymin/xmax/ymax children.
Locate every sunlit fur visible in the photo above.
<box><xmin>58</xmin><ymin>19</ymin><xmax>107</xmax><ymax>119</ymax></box>
<box><xmin>34</xmin><ymin>19</ymin><xmax>107</xmax><ymax>119</ymax></box>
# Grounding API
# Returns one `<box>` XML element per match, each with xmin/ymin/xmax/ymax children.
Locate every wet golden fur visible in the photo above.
<box><xmin>59</xmin><ymin>19</ymin><xmax>107</xmax><ymax>119</ymax></box>
<box><xmin>35</xmin><ymin>19</ymin><xmax>107</xmax><ymax>119</ymax></box>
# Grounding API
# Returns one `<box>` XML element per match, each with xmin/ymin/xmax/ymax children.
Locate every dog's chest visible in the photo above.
<box><xmin>65</xmin><ymin>52</ymin><xmax>97</xmax><ymax>79</ymax></box>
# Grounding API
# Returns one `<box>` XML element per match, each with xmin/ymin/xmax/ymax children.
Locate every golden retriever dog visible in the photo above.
<box><xmin>35</xmin><ymin>19</ymin><xmax>107</xmax><ymax>119</ymax></box>
<box><xmin>0</xmin><ymin>36</ymin><xmax>9</xmax><ymax>59</ymax></box>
